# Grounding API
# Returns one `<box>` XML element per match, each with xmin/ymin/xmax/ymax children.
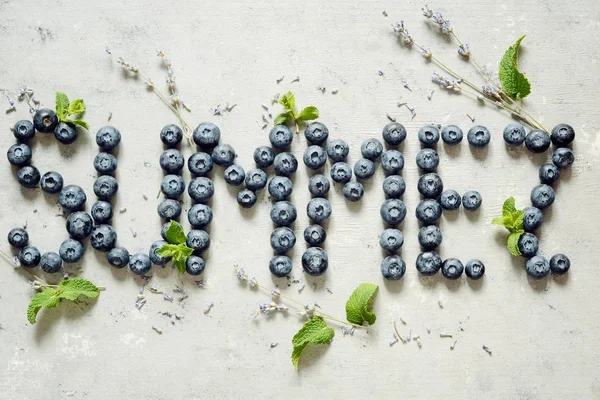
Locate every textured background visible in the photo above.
<box><xmin>1</xmin><ymin>0</ymin><xmax>599</xmax><ymax>399</ymax></box>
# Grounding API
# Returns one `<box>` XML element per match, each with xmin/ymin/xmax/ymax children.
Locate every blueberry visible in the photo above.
<box><xmin>307</xmin><ymin>198</ymin><xmax>332</xmax><ymax>223</ymax></box>
<box><xmin>94</xmin><ymin>153</ymin><xmax>118</xmax><ymax>175</ymax></box>
<box><xmin>439</xmin><ymin>190</ymin><xmax>461</xmax><ymax>210</ymax></box>
<box><xmin>107</xmin><ymin>247</ymin><xmax>130</xmax><ymax>268</ymax></box>
<box><xmin>90</xmin><ymin>224</ymin><xmax>117</xmax><ymax>252</ymax></box>
<box><xmin>525</xmin><ymin>255</ymin><xmax>550</xmax><ymax>279</ymax></box>
<box><xmin>361</xmin><ymin>138</ymin><xmax>383</xmax><ymax>160</ymax></box>
<box><xmin>416</xmin><ymin>251</ymin><xmax>442</xmax><ymax>276</ymax></box>
<box><xmin>269</xmin><ymin>255</ymin><xmax>293</xmax><ymax>277</ymax></box>
<box><xmin>158</xmin><ymin>199</ymin><xmax>182</xmax><ymax>220</ymax></box>
<box><xmin>129</xmin><ymin>252</ymin><xmax>152</xmax><ymax>275</ymax></box>
<box><xmin>188</xmin><ymin>204</ymin><xmax>213</xmax><ymax>228</ymax></box>
<box><xmin>40</xmin><ymin>171</ymin><xmax>64</xmax><ymax>195</ymax></box>
<box><xmin>270</xmin><ymin>227</ymin><xmax>296</xmax><ymax>253</ymax></box>
<box><xmin>418</xmin><ymin>125</ymin><xmax>440</xmax><ymax>147</ymax></box>
<box><xmin>418</xmin><ymin>225</ymin><xmax>442</xmax><ymax>250</ymax></box>
<box><xmin>187</xmin><ymin>152</ymin><xmax>213</xmax><ymax>176</ymax></box>
<box><xmin>186</xmin><ymin>255</ymin><xmax>206</xmax><ymax>275</ymax></box>
<box><xmin>269</xmin><ymin>125</ymin><xmax>294</xmax><ymax>149</ymax></box>
<box><xmin>17</xmin><ymin>166</ymin><xmax>40</xmax><ymax>189</ymax></box>
<box><xmin>95</xmin><ymin>126</ymin><xmax>121</xmax><ymax>150</ymax></box>
<box><xmin>465</xmin><ymin>259</ymin><xmax>485</xmax><ymax>280</ymax></box>
<box><xmin>381</xmin><ymin>150</ymin><xmax>404</xmax><ymax>175</ymax></box>
<box><xmin>33</xmin><ymin>108</ymin><xmax>58</xmax><ymax>133</ymax></box>
<box><xmin>525</xmin><ymin>130</ymin><xmax>551</xmax><ymax>153</ymax></box>
<box><xmin>12</xmin><ymin>120</ymin><xmax>35</xmax><ymax>142</ymax></box>
<box><xmin>7</xmin><ymin>143</ymin><xmax>32</xmax><ymax>166</ymax></box>
<box><xmin>354</xmin><ymin>158</ymin><xmax>376</xmax><ymax>180</ymax></box>
<box><xmin>380</xmin><ymin>199</ymin><xmax>407</xmax><ymax>225</ymax></box>
<box><xmin>268</xmin><ymin>176</ymin><xmax>293</xmax><ymax>201</ymax></box>
<box><xmin>441</xmin><ymin>125</ymin><xmax>463</xmax><ymax>145</ymax></box>
<box><xmin>59</xmin><ymin>239</ymin><xmax>85</xmax><ymax>263</ymax></box>
<box><xmin>503</xmin><ymin>123</ymin><xmax>527</xmax><ymax>146</ymax></box>
<box><xmin>303</xmin><ymin>145</ymin><xmax>327</xmax><ymax>170</ymax></box>
<box><xmin>523</xmin><ymin>207</ymin><xmax>543</xmax><ymax>232</ymax></box>
<box><xmin>8</xmin><ymin>228</ymin><xmax>29</xmax><ymax>248</ymax></box>
<box><xmin>160</xmin><ymin>124</ymin><xmax>183</xmax><ymax>148</ymax></box>
<box><xmin>518</xmin><ymin>232</ymin><xmax>539</xmax><ymax>258</ymax></box>
<box><xmin>66</xmin><ymin>211</ymin><xmax>93</xmax><ymax>240</ymax></box>
<box><xmin>91</xmin><ymin>201</ymin><xmax>113</xmax><ymax>224</ymax></box>
<box><xmin>237</xmin><ymin>189</ymin><xmax>257</xmax><ymax>208</ymax></box>
<box><xmin>59</xmin><ymin>185</ymin><xmax>87</xmax><ymax>212</ymax></box>
<box><xmin>552</xmin><ymin>147</ymin><xmax>574</xmax><ymax>169</ymax></box>
<box><xmin>381</xmin><ymin>255</ymin><xmax>406</xmax><ymax>280</ymax></box>
<box><xmin>330</xmin><ymin>162</ymin><xmax>352</xmax><ymax>184</ymax></box>
<box><xmin>245</xmin><ymin>168</ymin><xmax>268</xmax><ymax>191</ymax></box>
<box><xmin>382</xmin><ymin>122</ymin><xmax>407</xmax><ymax>146</ymax></box>
<box><xmin>308</xmin><ymin>174</ymin><xmax>330</xmax><ymax>198</ymax></box>
<box><xmin>551</xmin><ymin>124</ymin><xmax>575</xmax><ymax>146</ymax></box>
<box><xmin>40</xmin><ymin>252</ymin><xmax>62</xmax><ymax>273</ymax></box>
<box><xmin>467</xmin><ymin>125</ymin><xmax>491</xmax><ymax>147</ymax></box>
<box><xmin>193</xmin><ymin>122</ymin><xmax>221</xmax><ymax>148</ymax></box>
<box><xmin>304</xmin><ymin>122</ymin><xmax>329</xmax><ymax>145</ymax></box>
<box><xmin>160</xmin><ymin>149</ymin><xmax>185</xmax><ymax>173</ymax></box>
<box><xmin>149</xmin><ymin>240</ymin><xmax>170</xmax><ymax>265</ymax></box>
<box><xmin>415</xmin><ymin>199</ymin><xmax>442</xmax><ymax>225</ymax></box>
<box><xmin>160</xmin><ymin>223</ymin><xmax>170</xmax><ymax>241</ymax></box>
<box><xmin>19</xmin><ymin>246</ymin><xmax>41</xmax><ymax>268</ymax></box>
<box><xmin>224</xmin><ymin>165</ymin><xmax>246</xmax><ymax>186</ymax></box>
<box><xmin>94</xmin><ymin>175</ymin><xmax>119</xmax><ymax>200</ymax></box>
<box><xmin>442</xmin><ymin>258</ymin><xmax>464</xmax><ymax>280</ymax></box>
<box><xmin>161</xmin><ymin>174</ymin><xmax>186</xmax><ymax>199</ymax></box>
<box><xmin>304</xmin><ymin>224</ymin><xmax>326</xmax><ymax>246</ymax></box>
<box><xmin>539</xmin><ymin>163</ymin><xmax>560</xmax><ymax>185</ymax></box>
<box><xmin>270</xmin><ymin>201</ymin><xmax>297</xmax><ymax>226</ymax></box>
<box><xmin>343</xmin><ymin>181</ymin><xmax>364</xmax><ymax>202</ymax></box>
<box><xmin>54</xmin><ymin>122</ymin><xmax>78</xmax><ymax>144</ymax></box>
<box><xmin>416</xmin><ymin>148</ymin><xmax>439</xmax><ymax>172</ymax></box>
<box><xmin>462</xmin><ymin>190</ymin><xmax>482</xmax><ymax>211</ymax></box>
<box><xmin>417</xmin><ymin>173</ymin><xmax>443</xmax><ymax>198</ymax></box>
<box><xmin>211</xmin><ymin>144</ymin><xmax>236</xmax><ymax>167</ymax></box>
<box><xmin>186</xmin><ymin>230</ymin><xmax>210</xmax><ymax>253</ymax></box>
<box><xmin>550</xmin><ymin>253</ymin><xmax>570</xmax><ymax>275</ymax></box>
<box><xmin>382</xmin><ymin>175</ymin><xmax>406</xmax><ymax>199</ymax></box>
<box><xmin>274</xmin><ymin>152</ymin><xmax>298</xmax><ymax>177</ymax></box>
<box><xmin>326</xmin><ymin>139</ymin><xmax>350</xmax><ymax>162</ymax></box>
<box><xmin>302</xmin><ymin>247</ymin><xmax>328</xmax><ymax>276</ymax></box>
<box><xmin>530</xmin><ymin>184</ymin><xmax>555</xmax><ymax>209</ymax></box>
<box><xmin>379</xmin><ymin>228</ymin><xmax>404</xmax><ymax>252</ymax></box>
<box><xmin>254</xmin><ymin>146</ymin><xmax>276</xmax><ymax>168</ymax></box>
<box><xmin>188</xmin><ymin>177</ymin><xmax>214</xmax><ymax>203</ymax></box>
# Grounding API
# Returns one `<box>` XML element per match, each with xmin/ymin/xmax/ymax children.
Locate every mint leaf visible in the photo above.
<box><xmin>27</xmin><ymin>288</ymin><xmax>61</xmax><ymax>324</ymax></box>
<box><xmin>498</xmin><ymin>35</ymin><xmax>531</xmax><ymax>100</ymax></box>
<box><xmin>291</xmin><ymin>316</ymin><xmax>334</xmax><ymax>370</ymax></box>
<box><xmin>157</xmin><ymin>243</ymin><xmax>182</xmax><ymax>258</ymax></box>
<box><xmin>56</xmin><ymin>278</ymin><xmax>100</xmax><ymax>301</ymax></box>
<box><xmin>56</xmin><ymin>92</ymin><xmax>70</xmax><ymax>119</ymax></box>
<box><xmin>502</xmin><ymin>197</ymin><xmax>517</xmax><ymax>217</ymax></box>
<box><xmin>274</xmin><ymin>112</ymin><xmax>292</xmax><ymax>126</ymax></box>
<box><xmin>507</xmin><ymin>231</ymin><xmax>523</xmax><ymax>256</ymax></box>
<box><xmin>63</xmin><ymin>119</ymin><xmax>89</xmax><ymax>131</ymax></box>
<box><xmin>278</xmin><ymin>91</ymin><xmax>295</xmax><ymax>111</ymax></box>
<box><xmin>512</xmin><ymin>211</ymin><xmax>524</xmax><ymax>231</ymax></box>
<box><xmin>67</xmin><ymin>99</ymin><xmax>86</xmax><ymax>116</ymax></box>
<box><xmin>345</xmin><ymin>283</ymin><xmax>379</xmax><ymax>325</ymax></box>
<box><xmin>491</xmin><ymin>217</ymin><xmax>506</xmax><ymax>226</ymax></box>
<box><xmin>157</xmin><ymin>241</ymin><xmax>194</xmax><ymax>273</ymax></box>
<box><xmin>296</xmin><ymin>106</ymin><xmax>319</xmax><ymax>121</ymax></box>
<box><xmin>165</xmin><ymin>221</ymin><xmax>187</xmax><ymax>244</ymax></box>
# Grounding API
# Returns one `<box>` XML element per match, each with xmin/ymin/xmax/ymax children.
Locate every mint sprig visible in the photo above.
<box><xmin>492</xmin><ymin>197</ymin><xmax>525</xmax><ymax>256</ymax></box>
<box><xmin>345</xmin><ymin>283</ymin><xmax>379</xmax><ymax>326</ymax></box>
<box><xmin>157</xmin><ymin>220</ymin><xmax>194</xmax><ymax>273</ymax></box>
<box><xmin>55</xmin><ymin>91</ymin><xmax>90</xmax><ymax>130</ymax></box>
<box><xmin>274</xmin><ymin>91</ymin><xmax>319</xmax><ymax>133</ymax></box>
<box><xmin>498</xmin><ymin>36</ymin><xmax>531</xmax><ymax>100</ymax></box>
<box><xmin>291</xmin><ymin>316</ymin><xmax>334</xmax><ymax>370</ymax></box>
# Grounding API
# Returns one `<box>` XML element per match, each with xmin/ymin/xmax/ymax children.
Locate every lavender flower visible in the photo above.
<box><xmin>432</xmin><ymin>12</ymin><xmax>445</xmax><ymax>25</ymax></box>
<box><xmin>458</xmin><ymin>43</ymin><xmax>471</xmax><ymax>58</ymax></box>
<box><xmin>432</xmin><ymin>72</ymin><xmax>461</xmax><ymax>90</ymax></box>
<box><xmin>441</xmin><ymin>20</ymin><xmax>453</xmax><ymax>34</ymax></box>
<box><xmin>482</xmin><ymin>85</ymin><xmax>501</xmax><ymax>100</ymax></box>
<box><xmin>422</xmin><ymin>5</ymin><xmax>433</xmax><ymax>18</ymax></box>
<box><xmin>249</xmin><ymin>276</ymin><xmax>259</xmax><ymax>288</ymax></box>
<box><xmin>270</xmin><ymin>288</ymin><xmax>281</xmax><ymax>299</ymax></box>
<box><xmin>234</xmin><ymin>265</ymin><xmax>248</xmax><ymax>282</ymax></box>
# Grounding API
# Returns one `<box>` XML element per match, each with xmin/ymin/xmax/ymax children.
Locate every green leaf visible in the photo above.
<box><xmin>345</xmin><ymin>283</ymin><xmax>379</xmax><ymax>326</ymax></box>
<box><xmin>165</xmin><ymin>220</ymin><xmax>187</xmax><ymax>244</ymax></box>
<box><xmin>67</xmin><ymin>99</ymin><xmax>86</xmax><ymax>116</ymax></box>
<box><xmin>157</xmin><ymin>243</ymin><xmax>182</xmax><ymax>258</ymax></box>
<box><xmin>56</xmin><ymin>278</ymin><xmax>100</xmax><ymax>301</ymax></box>
<box><xmin>502</xmin><ymin>197</ymin><xmax>517</xmax><ymax>217</ymax></box>
<box><xmin>278</xmin><ymin>91</ymin><xmax>295</xmax><ymax>111</ymax></box>
<box><xmin>291</xmin><ymin>316</ymin><xmax>334</xmax><ymax>370</ymax></box>
<box><xmin>512</xmin><ymin>211</ymin><xmax>525</xmax><ymax>231</ymax></box>
<box><xmin>498</xmin><ymin>35</ymin><xmax>531</xmax><ymax>100</ymax></box>
<box><xmin>491</xmin><ymin>217</ymin><xmax>507</xmax><ymax>226</ymax></box>
<box><xmin>274</xmin><ymin>112</ymin><xmax>291</xmax><ymax>126</ymax></box>
<box><xmin>157</xmin><ymin>242</ymin><xmax>193</xmax><ymax>273</ymax></box>
<box><xmin>27</xmin><ymin>288</ymin><xmax>61</xmax><ymax>324</ymax></box>
<box><xmin>507</xmin><ymin>231</ymin><xmax>523</xmax><ymax>256</ymax></box>
<box><xmin>296</xmin><ymin>106</ymin><xmax>319</xmax><ymax>121</ymax></box>
<box><xmin>63</xmin><ymin>119</ymin><xmax>89</xmax><ymax>131</ymax></box>
<box><xmin>55</xmin><ymin>92</ymin><xmax>70</xmax><ymax>119</ymax></box>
